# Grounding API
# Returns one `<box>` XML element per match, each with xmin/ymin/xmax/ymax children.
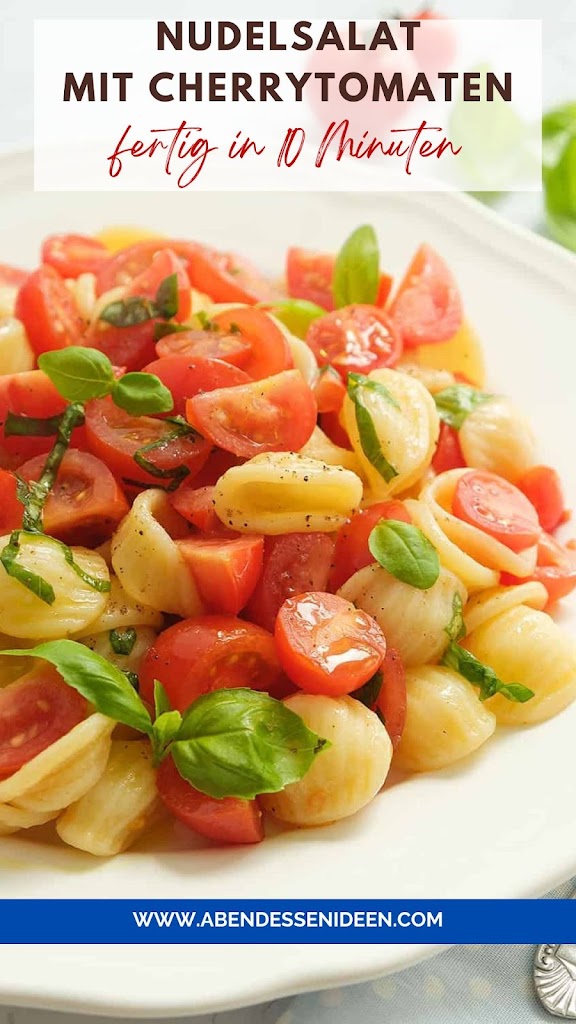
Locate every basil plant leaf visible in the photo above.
<box><xmin>152</xmin><ymin>710</ymin><xmax>183</xmax><ymax>765</ymax></box>
<box><xmin>171</xmin><ymin>687</ymin><xmax>329</xmax><ymax>800</ymax></box>
<box><xmin>0</xmin><ymin>639</ymin><xmax>154</xmax><ymax>734</ymax></box>
<box><xmin>434</xmin><ymin>385</ymin><xmax>492</xmax><ymax>431</ymax></box>
<box><xmin>442</xmin><ymin>642</ymin><xmax>534</xmax><ymax>704</ymax></box>
<box><xmin>153</xmin><ymin>679</ymin><xmax>172</xmax><ymax>719</ymax></box>
<box><xmin>112</xmin><ymin>373</ymin><xmax>173</xmax><ymax>416</ymax></box>
<box><xmin>38</xmin><ymin>347</ymin><xmax>115</xmax><ymax>403</ymax></box>
<box><xmin>332</xmin><ymin>225</ymin><xmax>380</xmax><ymax>308</ymax></box>
<box><xmin>368</xmin><ymin>520</ymin><xmax>440</xmax><ymax>590</ymax></box>
<box><xmin>347</xmin><ymin>373</ymin><xmax>398</xmax><ymax>483</ymax></box>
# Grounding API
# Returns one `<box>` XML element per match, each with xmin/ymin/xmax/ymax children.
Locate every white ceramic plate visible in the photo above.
<box><xmin>0</xmin><ymin>152</ymin><xmax>576</xmax><ymax>1018</ymax></box>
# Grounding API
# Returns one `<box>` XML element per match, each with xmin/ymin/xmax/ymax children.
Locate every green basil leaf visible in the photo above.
<box><xmin>112</xmin><ymin>373</ymin><xmax>173</xmax><ymax>416</ymax></box>
<box><xmin>351</xmin><ymin>670</ymin><xmax>383</xmax><ymax>709</ymax></box>
<box><xmin>4</xmin><ymin>411</ymin><xmax>63</xmax><ymax>438</ymax></box>
<box><xmin>263</xmin><ymin>299</ymin><xmax>326</xmax><ymax>340</ymax></box>
<box><xmin>368</xmin><ymin>520</ymin><xmax>440</xmax><ymax>590</ymax></box>
<box><xmin>155</xmin><ymin>274</ymin><xmax>179</xmax><ymax>319</ymax></box>
<box><xmin>171</xmin><ymin>687</ymin><xmax>328</xmax><ymax>799</ymax></box>
<box><xmin>434</xmin><ymin>385</ymin><xmax>493</xmax><ymax>430</ymax></box>
<box><xmin>332</xmin><ymin>225</ymin><xmax>380</xmax><ymax>308</ymax></box>
<box><xmin>347</xmin><ymin>373</ymin><xmax>398</xmax><ymax>483</ymax></box>
<box><xmin>132</xmin><ymin>417</ymin><xmax>198</xmax><ymax>490</ymax></box>
<box><xmin>195</xmin><ymin>311</ymin><xmax>217</xmax><ymax>331</ymax></box>
<box><xmin>100</xmin><ymin>296</ymin><xmax>158</xmax><ymax>328</ymax></box>
<box><xmin>441</xmin><ymin>642</ymin><xmax>534</xmax><ymax>703</ymax></box>
<box><xmin>60</xmin><ymin>541</ymin><xmax>110</xmax><ymax>593</ymax></box>
<box><xmin>153</xmin><ymin>679</ymin><xmax>172</xmax><ymax>719</ymax></box>
<box><xmin>444</xmin><ymin>593</ymin><xmax>466</xmax><ymax>643</ymax></box>
<box><xmin>154</xmin><ymin>321</ymin><xmax>192</xmax><ymax>341</ymax></box>
<box><xmin>109</xmin><ymin>627</ymin><xmax>137</xmax><ymax>656</ymax></box>
<box><xmin>0</xmin><ymin>639</ymin><xmax>153</xmax><ymax>734</ymax></box>
<box><xmin>38</xmin><ymin>347</ymin><xmax>115</xmax><ymax>403</ymax></box>
<box><xmin>152</xmin><ymin>710</ymin><xmax>183</xmax><ymax>765</ymax></box>
<box><xmin>0</xmin><ymin>531</ymin><xmax>55</xmax><ymax>605</ymax></box>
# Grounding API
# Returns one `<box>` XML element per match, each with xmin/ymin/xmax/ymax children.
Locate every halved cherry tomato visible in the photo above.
<box><xmin>432</xmin><ymin>422</ymin><xmax>466</xmax><ymax>474</ymax></box>
<box><xmin>155</xmin><ymin>328</ymin><xmax>252</xmax><ymax>367</ymax></box>
<box><xmin>142</xmin><ymin>355</ymin><xmax>249</xmax><ymax>417</ymax></box>
<box><xmin>0</xmin><ymin>668</ymin><xmax>87</xmax><ymax>780</ymax></box>
<box><xmin>15</xmin><ymin>265</ymin><xmax>85</xmax><ymax>356</ymax></box>
<box><xmin>186</xmin><ymin>370</ymin><xmax>317</xmax><ymax>458</ymax></box>
<box><xmin>517</xmin><ymin>465</ymin><xmax>566</xmax><ymax>533</ymax></box>
<box><xmin>170</xmin><ymin>484</ymin><xmax>235</xmax><ymax>536</ymax></box>
<box><xmin>313</xmin><ymin>366</ymin><xmax>346</xmax><ymax>414</ymax></box>
<box><xmin>245</xmin><ymin>533</ymin><xmax>336</xmax><ymax>633</ymax></box>
<box><xmin>376</xmin><ymin>647</ymin><xmax>407</xmax><ymax>749</ymax></box>
<box><xmin>190</xmin><ymin>449</ymin><xmax>245</xmax><ymax>489</ymax></box>
<box><xmin>453</xmin><ymin>470</ymin><xmax>540</xmax><ymax>553</ymax></box>
<box><xmin>286</xmin><ymin>248</ymin><xmax>393</xmax><ymax>311</ymax></box>
<box><xmin>0</xmin><ymin>469</ymin><xmax>23</xmax><ymax>533</ymax></box>
<box><xmin>0</xmin><ymin>263</ymin><xmax>28</xmax><ymax>288</ymax></box>
<box><xmin>319</xmin><ymin>410</ymin><xmax>352</xmax><ymax>451</ymax></box>
<box><xmin>139</xmin><ymin>616</ymin><xmax>287</xmax><ymax>711</ymax></box>
<box><xmin>84</xmin><ymin>396</ymin><xmax>211</xmax><ymax>487</ymax></box>
<box><xmin>186</xmin><ymin>246</ymin><xmax>279</xmax><ymax>305</ymax></box>
<box><xmin>329</xmin><ymin>501</ymin><xmax>412</xmax><ymax>592</ymax></box>
<box><xmin>306</xmin><ymin>305</ymin><xmax>402</xmax><ymax>379</ymax></box>
<box><xmin>41</xmin><ymin>234</ymin><xmax>109</xmax><ymax>280</ymax></box>
<box><xmin>210</xmin><ymin>307</ymin><xmax>293</xmax><ymax>381</ymax></box>
<box><xmin>83</xmin><ymin>319</ymin><xmax>157</xmax><ymax>374</ymax></box>
<box><xmin>0</xmin><ymin>370</ymin><xmax>75</xmax><ymax>466</ymax></box>
<box><xmin>19</xmin><ymin>449</ymin><xmax>129</xmax><ymax>546</ymax></box>
<box><xmin>275</xmin><ymin>592</ymin><xmax>387</xmax><ymax>696</ymax></box>
<box><xmin>127</xmin><ymin>248</ymin><xmax>191</xmax><ymax>323</ymax></box>
<box><xmin>389</xmin><ymin>244</ymin><xmax>463</xmax><ymax>348</ymax></box>
<box><xmin>178</xmin><ymin>535</ymin><xmax>264</xmax><ymax>615</ymax></box>
<box><xmin>96</xmin><ymin>239</ymin><xmax>198</xmax><ymax>296</ymax></box>
<box><xmin>157</xmin><ymin>756</ymin><xmax>263</xmax><ymax>845</ymax></box>
<box><xmin>501</xmin><ymin>533</ymin><xmax>576</xmax><ymax>606</ymax></box>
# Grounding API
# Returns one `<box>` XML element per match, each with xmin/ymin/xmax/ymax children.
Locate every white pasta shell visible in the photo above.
<box><xmin>79</xmin><ymin>625</ymin><xmax>158</xmax><ymax>676</ymax></box>
<box><xmin>66</xmin><ymin>273</ymin><xmax>97</xmax><ymax>322</ymax></box>
<box><xmin>396</xmin><ymin>360</ymin><xmax>456</xmax><ymax>395</ymax></box>
<box><xmin>0</xmin><ymin>317</ymin><xmax>35</xmax><ymax>374</ymax></box>
<box><xmin>73</xmin><ymin>575</ymin><xmax>164</xmax><ymax>635</ymax></box>
<box><xmin>0</xmin><ymin>287</ymin><xmax>18</xmax><ymax>319</ymax></box>
<box><xmin>298</xmin><ymin>425</ymin><xmax>363</xmax><ymax>476</ymax></box>
<box><xmin>463</xmin><ymin>582</ymin><xmax>548</xmax><ymax>635</ymax></box>
<box><xmin>0</xmin><ymin>803</ymin><xmax>57</xmax><ymax>836</ymax></box>
<box><xmin>459</xmin><ymin>395</ymin><xmax>537</xmax><ymax>483</ymax></box>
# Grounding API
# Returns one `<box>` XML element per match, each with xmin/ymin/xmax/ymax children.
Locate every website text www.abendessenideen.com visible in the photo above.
<box><xmin>131</xmin><ymin>909</ymin><xmax>443</xmax><ymax>930</ymax></box>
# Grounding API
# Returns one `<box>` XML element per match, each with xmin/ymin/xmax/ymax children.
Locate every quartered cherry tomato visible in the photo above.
<box><xmin>453</xmin><ymin>470</ymin><xmax>540</xmax><ymax>553</ymax></box>
<box><xmin>157</xmin><ymin>756</ymin><xmax>264</xmax><ymax>845</ymax></box>
<box><xmin>389</xmin><ymin>244</ymin><xmax>463</xmax><ymax>348</ymax></box>
<box><xmin>41</xmin><ymin>234</ymin><xmax>109</xmax><ymax>279</ymax></box>
<box><xmin>0</xmin><ymin>668</ymin><xmax>86</xmax><ymax>780</ymax></box>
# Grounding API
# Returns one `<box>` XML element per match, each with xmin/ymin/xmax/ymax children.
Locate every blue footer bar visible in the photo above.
<box><xmin>0</xmin><ymin>899</ymin><xmax>574</xmax><ymax>943</ymax></box>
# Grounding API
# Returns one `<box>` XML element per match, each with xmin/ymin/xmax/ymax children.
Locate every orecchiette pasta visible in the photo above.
<box><xmin>0</xmin><ymin>535</ymin><xmax>110</xmax><ymax>639</ymax></box>
<box><xmin>214</xmin><ymin>452</ymin><xmax>363</xmax><ymax>534</ymax></box>
<box><xmin>465</xmin><ymin>605</ymin><xmax>576</xmax><ymax>725</ymax></box>
<box><xmin>410</xmin><ymin>320</ymin><xmax>486</xmax><ymax>387</ymax></box>
<box><xmin>111</xmin><ymin>490</ymin><xmax>203</xmax><ymax>618</ymax></box>
<box><xmin>298</xmin><ymin>425</ymin><xmax>363</xmax><ymax>476</ymax></box>
<box><xmin>261</xmin><ymin>695</ymin><xmax>392</xmax><ymax>825</ymax></box>
<box><xmin>396</xmin><ymin>360</ymin><xmax>456</xmax><ymax>395</ymax></box>
<box><xmin>395</xmin><ymin>666</ymin><xmax>497</xmax><ymax>772</ymax></box>
<box><xmin>73</xmin><ymin>575</ymin><xmax>164</xmax><ymax>635</ymax></box>
<box><xmin>459</xmin><ymin>396</ymin><xmax>537</xmax><ymax>483</ymax></box>
<box><xmin>338</xmin><ymin>564</ymin><xmax>467</xmax><ymax>667</ymax></box>
<box><xmin>56</xmin><ymin>740</ymin><xmax>160</xmax><ymax>856</ymax></box>
<box><xmin>0</xmin><ymin>802</ymin><xmax>56</xmax><ymax>837</ymax></box>
<box><xmin>65</xmin><ymin>273</ymin><xmax>97</xmax><ymax>322</ymax></box>
<box><xmin>463</xmin><ymin>582</ymin><xmax>549</xmax><ymax>636</ymax></box>
<box><xmin>0</xmin><ymin>317</ymin><xmax>35</xmax><ymax>374</ymax></box>
<box><xmin>79</xmin><ymin>626</ymin><xmax>159</xmax><ymax>676</ymax></box>
<box><xmin>340</xmin><ymin>368</ymin><xmax>440</xmax><ymax>499</ymax></box>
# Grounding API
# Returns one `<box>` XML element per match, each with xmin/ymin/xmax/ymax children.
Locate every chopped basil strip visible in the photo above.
<box><xmin>351</xmin><ymin>670</ymin><xmax>383</xmax><ymax>709</ymax></box>
<box><xmin>434</xmin><ymin>385</ymin><xmax>492</xmax><ymax>431</ymax></box>
<box><xmin>109</xmin><ymin>627</ymin><xmax>138</xmax><ymax>656</ymax></box>
<box><xmin>368</xmin><ymin>520</ymin><xmax>440</xmax><ymax>590</ymax></box>
<box><xmin>4</xmin><ymin>411</ymin><xmax>63</xmax><ymax>437</ymax></box>
<box><xmin>61</xmin><ymin>541</ymin><xmax>110</xmax><ymax>593</ymax></box>
<box><xmin>442</xmin><ymin>642</ymin><xmax>534</xmax><ymax>703</ymax></box>
<box><xmin>100</xmin><ymin>296</ymin><xmax>158</xmax><ymax>328</ymax></box>
<box><xmin>133</xmin><ymin>417</ymin><xmax>198</xmax><ymax>490</ymax></box>
<box><xmin>347</xmin><ymin>373</ymin><xmax>398</xmax><ymax>483</ymax></box>
<box><xmin>332</xmin><ymin>225</ymin><xmax>380</xmax><ymax>309</ymax></box>
<box><xmin>155</xmin><ymin>273</ymin><xmax>179</xmax><ymax>319</ymax></box>
<box><xmin>0</xmin><ymin>531</ymin><xmax>55</xmax><ymax>605</ymax></box>
<box><xmin>154</xmin><ymin>321</ymin><xmax>192</xmax><ymax>341</ymax></box>
<box><xmin>444</xmin><ymin>593</ymin><xmax>466</xmax><ymax>643</ymax></box>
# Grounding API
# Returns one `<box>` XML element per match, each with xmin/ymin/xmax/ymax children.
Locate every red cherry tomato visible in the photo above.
<box><xmin>275</xmin><ymin>591</ymin><xmax>387</xmax><ymax>696</ymax></box>
<box><xmin>0</xmin><ymin>263</ymin><xmax>28</xmax><ymax>288</ymax></box>
<box><xmin>313</xmin><ymin>366</ymin><xmax>346</xmax><ymax>414</ymax></box>
<box><xmin>186</xmin><ymin>370</ymin><xmax>317</xmax><ymax>458</ymax></box>
<box><xmin>329</xmin><ymin>501</ymin><xmax>412</xmax><ymax>592</ymax></box>
<box><xmin>210</xmin><ymin>307</ymin><xmax>293</xmax><ymax>381</ymax></box>
<box><xmin>187</xmin><ymin>448</ymin><xmax>244</xmax><ymax>490</ymax></box>
<box><xmin>157</xmin><ymin>756</ymin><xmax>263</xmax><ymax>845</ymax></box>
<box><xmin>0</xmin><ymin>668</ymin><xmax>87</xmax><ymax>780</ymax></box>
<box><xmin>0</xmin><ymin>370</ymin><xmax>75</xmax><ymax>466</ymax></box>
<box><xmin>501</xmin><ymin>533</ymin><xmax>576</xmax><ymax>606</ymax></box>
<box><xmin>140</xmin><ymin>616</ymin><xmax>287</xmax><ymax>711</ymax></box>
<box><xmin>127</xmin><ymin>248</ymin><xmax>191</xmax><ymax>323</ymax></box>
<box><xmin>177</xmin><ymin>535</ymin><xmax>264</xmax><ymax>615</ymax></box>
<box><xmin>389</xmin><ymin>244</ymin><xmax>463</xmax><ymax>348</ymax></box>
<box><xmin>41</xmin><ymin>234</ymin><xmax>109</xmax><ymax>279</ymax></box>
<box><xmin>83</xmin><ymin>319</ymin><xmax>157</xmax><ymax>373</ymax></box>
<box><xmin>517</xmin><ymin>465</ymin><xmax>566</xmax><ymax>533</ymax></box>
<box><xmin>170</xmin><ymin>484</ymin><xmax>232</xmax><ymax>536</ymax></box>
<box><xmin>245</xmin><ymin>533</ymin><xmax>335</xmax><ymax>633</ymax></box>
<box><xmin>15</xmin><ymin>265</ymin><xmax>85</xmax><ymax>356</ymax></box>
<box><xmin>19</xmin><ymin>449</ymin><xmax>129</xmax><ymax>546</ymax></box>
<box><xmin>186</xmin><ymin>246</ymin><xmax>279</xmax><ymax>305</ymax></box>
<box><xmin>376</xmin><ymin>647</ymin><xmax>407</xmax><ymax>749</ymax></box>
<box><xmin>453</xmin><ymin>470</ymin><xmax>541</xmax><ymax>553</ymax></box>
<box><xmin>432</xmin><ymin>422</ymin><xmax>466</xmax><ymax>474</ymax></box>
<box><xmin>306</xmin><ymin>305</ymin><xmax>402</xmax><ymax>379</ymax></box>
<box><xmin>95</xmin><ymin>239</ymin><xmax>197</xmax><ymax>296</ymax></box>
<box><xmin>411</xmin><ymin>10</ymin><xmax>458</xmax><ymax>75</ymax></box>
<box><xmin>142</xmin><ymin>355</ymin><xmax>249</xmax><ymax>417</ymax></box>
<box><xmin>0</xmin><ymin>469</ymin><xmax>24</xmax><ymax>533</ymax></box>
<box><xmin>84</xmin><ymin>396</ymin><xmax>211</xmax><ymax>487</ymax></box>
<box><xmin>319</xmin><ymin>410</ymin><xmax>352</xmax><ymax>451</ymax></box>
<box><xmin>286</xmin><ymin>248</ymin><xmax>393</xmax><ymax>312</ymax></box>
<box><xmin>155</xmin><ymin>328</ymin><xmax>252</xmax><ymax>368</ymax></box>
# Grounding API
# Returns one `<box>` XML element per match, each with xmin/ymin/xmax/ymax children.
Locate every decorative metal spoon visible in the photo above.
<box><xmin>535</xmin><ymin>945</ymin><xmax>576</xmax><ymax>1018</ymax></box>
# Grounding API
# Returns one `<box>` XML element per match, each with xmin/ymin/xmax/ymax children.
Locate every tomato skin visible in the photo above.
<box><xmin>517</xmin><ymin>465</ymin><xmax>566</xmax><ymax>533</ymax></box>
<box><xmin>170</xmin><ymin>484</ymin><xmax>231</xmax><ymax>535</ymax></box>
<box><xmin>286</xmin><ymin>248</ymin><xmax>393</xmax><ymax>312</ymax></box>
<box><xmin>83</xmin><ymin>319</ymin><xmax>157</xmax><ymax>373</ymax></box>
<box><xmin>0</xmin><ymin>263</ymin><xmax>28</xmax><ymax>288</ymax></box>
<box><xmin>319</xmin><ymin>410</ymin><xmax>352</xmax><ymax>451</ymax></box>
<box><xmin>211</xmin><ymin>307</ymin><xmax>293</xmax><ymax>381</ymax></box>
<box><xmin>156</xmin><ymin>328</ymin><xmax>252</xmax><ymax>368</ymax></box>
<box><xmin>139</xmin><ymin>616</ymin><xmax>287</xmax><ymax>711</ymax></box>
<box><xmin>453</xmin><ymin>470</ymin><xmax>541</xmax><ymax>553</ymax></box>
<box><xmin>306</xmin><ymin>304</ymin><xmax>402</xmax><ymax>379</ymax></box>
<box><xmin>96</xmin><ymin>239</ymin><xmax>200</xmax><ymax>296</ymax></box>
<box><xmin>389</xmin><ymin>244</ymin><xmax>463</xmax><ymax>348</ymax></box>
<box><xmin>313</xmin><ymin>366</ymin><xmax>346</xmax><ymax>414</ymax></box>
<box><xmin>0</xmin><ymin>469</ymin><xmax>23</xmax><ymax>533</ymax></box>
<box><xmin>0</xmin><ymin>667</ymin><xmax>87</xmax><ymax>780</ymax></box>
<box><xmin>0</xmin><ymin>370</ymin><xmax>74</xmax><ymax>466</ymax></box>
<box><xmin>41</xmin><ymin>234</ymin><xmax>109</xmax><ymax>279</ymax></box>
<box><xmin>84</xmin><ymin>396</ymin><xmax>211</xmax><ymax>487</ymax></box>
<box><xmin>157</xmin><ymin>756</ymin><xmax>264</xmax><ymax>845</ymax></box>
<box><xmin>432</xmin><ymin>422</ymin><xmax>466</xmax><ymax>474</ymax></box>
<box><xmin>189</xmin><ymin>448</ymin><xmax>244</xmax><ymax>489</ymax></box>
<box><xmin>177</xmin><ymin>535</ymin><xmax>264</xmax><ymax>615</ymax></box>
<box><xmin>329</xmin><ymin>501</ymin><xmax>412</xmax><ymax>592</ymax></box>
<box><xmin>501</xmin><ymin>533</ymin><xmax>576</xmax><ymax>606</ymax></box>
<box><xmin>15</xmin><ymin>265</ymin><xmax>85</xmax><ymax>356</ymax></box>
<box><xmin>186</xmin><ymin>370</ymin><xmax>317</xmax><ymax>458</ymax></box>
<box><xmin>19</xmin><ymin>449</ymin><xmax>129</xmax><ymax>547</ymax></box>
<box><xmin>376</xmin><ymin>647</ymin><xmax>407</xmax><ymax>749</ymax></box>
<box><xmin>187</xmin><ymin>246</ymin><xmax>279</xmax><ymax>305</ymax></box>
<box><xmin>245</xmin><ymin>533</ymin><xmax>335</xmax><ymax>634</ymax></box>
<box><xmin>142</xmin><ymin>355</ymin><xmax>249</xmax><ymax>418</ymax></box>
<box><xmin>128</xmin><ymin>248</ymin><xmax>191</xmax><ymax>323</ymax></box>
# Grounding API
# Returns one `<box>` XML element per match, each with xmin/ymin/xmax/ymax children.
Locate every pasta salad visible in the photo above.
<box><xmin>0</xmin><ymin>224</ymin><xmax>573</xmax><ymax>856</ymax></box>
